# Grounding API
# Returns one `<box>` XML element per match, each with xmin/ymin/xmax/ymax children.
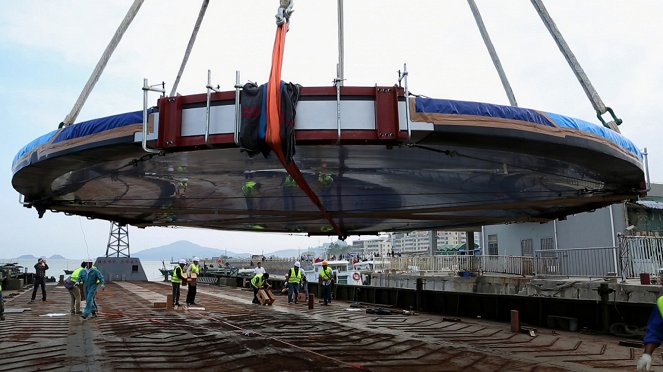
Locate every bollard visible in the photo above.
<box><xmin>510</xmin><ymin>310</ymin><xmax>520</xmax><ymax>333</ymax></box>
<box><xmin>166</xmin><ymin>295</ymin><xmax>174</xmax><ymax>310</ymax></box>
<box><xmin>308</xmin><ymin>294</ymin><xmax>314</xmax><ymax>309</ymax></box>
<box><xmin>415</xmin><ymin>278</ymin><xmax>423</xmax><ymax>311</ymax></box>
<box><xmin>59</xmin><ymin>274</ymin><xmax>64</xmax><ymax>284</ymax></box>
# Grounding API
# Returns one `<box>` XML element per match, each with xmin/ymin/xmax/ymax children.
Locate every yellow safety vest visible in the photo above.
<box><xmin>242</xmin><ymin>181</ymin><xmax>258</xmax><ymax>197</ymax></box>
<box><xmin>251</xmin><ymin>274</ymin><xmax>266</xmax><ymax>288</ymax></box>
<box><xmin>288</xmin><ymin>268</ymin><xmax>302</xmax><ymax>284</ymax></box>
<box><xmin>70</xmin><ymin>267</ymin><xmax>84</xmax><ymax>282</ymax></box>
<box><xmin>190</xmin><ymin>263</ymin><xmax>200</xmax><ymax>274</ymax></box>
<box><xmin>657</xmin><ymin>296</ymin><xmax>663</xmax><ymax>318</ymax></box>
<box><xmin>320</xmin><ymin>267</ymin><xmax>332</xmax><ymax>281</ymax></box>
<box><xmin>171</xmin><ymin>266</ymin><xmax>183</xmax><ymax>284</ymax></box>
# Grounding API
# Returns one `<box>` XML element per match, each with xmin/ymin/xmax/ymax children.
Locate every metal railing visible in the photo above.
<box><xmin>533</xmin><ymin>246</ymin><xmax>617</xmax><ymax>278</ymax></box>
<box><xmin>619</xmin><ymin>235</ymin><xmax>663</xmax><ymax>278</ymax></box>
<box><xmin>385</xmin><ymin>255</ymin><xmax>533</xmax><ymax>276</ymax></box>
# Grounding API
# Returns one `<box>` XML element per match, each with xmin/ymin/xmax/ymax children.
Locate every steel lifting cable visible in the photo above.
<box><xmin>60</xmin><ymin>0</ymin><xmax>144</xmax><ymax>127</ymax></box>
<box><xmin>467</xmin><ymin>0</ymin><xmax>518</xmax><ymax>107</ymax></box>
<box><xmin>531</xmin><ymin>0</ymin><xmax>622</xmax><ymax>132</ymax></box>
<box><xmin>169</xmin><ymin>0</ymin><xmax>210</xmax><ymax>97</ymax></box>
<box><xmin>265</xmin><ymin>2</ymin><xmax>344</xmax><ymax>239</ymax></box>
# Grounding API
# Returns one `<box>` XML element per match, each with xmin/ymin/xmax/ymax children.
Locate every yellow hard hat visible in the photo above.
<box><xmin>322</xmin><ymin>260</ymin><xmax>328</xmax><ymax>265</ymax></box>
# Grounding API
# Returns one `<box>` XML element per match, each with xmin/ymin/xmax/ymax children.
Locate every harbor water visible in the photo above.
<box><xmin>2</xmin><ymin>258</ymin><xmax>167</xmax><ymax>282</ymax></box>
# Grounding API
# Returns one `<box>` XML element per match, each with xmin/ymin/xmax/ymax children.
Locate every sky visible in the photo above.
<box><xmin>1</xmin><ymin>0</ymin><xmax>662</xmax><ymax>259</ymax></box>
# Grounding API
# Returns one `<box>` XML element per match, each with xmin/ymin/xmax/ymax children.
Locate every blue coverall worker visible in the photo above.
<box><xmin>250</xmin><ymin>273</ymin><xmax>270</xmax><ymax>304</ymax></box>
<box><xmin>286</xmin><ymin>262</ymin><xmax>302</xmax><ymax>304</ymax></box>
<box><xmin>186</xmin><ymin>258</ymin><xmax>201</xmax><ymax>306</ymax></box>
<box><xmin>171</xmin><ymin>259</ymin><xmax>186</xmax><ymax>306</ymax></box>
<box><xmin>638</xmin><ymin>296</ymin><xmax>663</xmax><ymax>371</ymax></box>
<box><xmin>79</xmin><ymin>261</ymin><xmax>105</xmax><ymax>319</ymax></box>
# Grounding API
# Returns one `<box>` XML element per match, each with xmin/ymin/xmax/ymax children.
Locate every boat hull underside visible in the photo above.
<box><xmin>12</xmin><ymin>131</ymin><xmax>643</xmax><ymax>236</ymax></box>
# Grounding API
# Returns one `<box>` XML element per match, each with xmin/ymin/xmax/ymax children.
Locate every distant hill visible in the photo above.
<box><xmin>17</xmin><ymin>254</ymin><xmax>37</xmax><ymax>259</ymax></box>
<box><xmin>266</xmin><ymin>240</ymin><xmax>348</xmax><ymax>259</ymax></box>
<box><xmin>50</xmin><ymin>254</ymin><xmax>66</xmax><ymax>260</ymax></box>
<box><xmin>133</xmin><ymin>240</ymin><xmax>250</xmax><ymax>260</ymax></box>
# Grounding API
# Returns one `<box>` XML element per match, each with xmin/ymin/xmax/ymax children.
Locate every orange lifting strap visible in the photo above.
<box><xmin>265</xmin><ymin>22</ymin><xmax>343</xmax><ymax>238</ymax></box>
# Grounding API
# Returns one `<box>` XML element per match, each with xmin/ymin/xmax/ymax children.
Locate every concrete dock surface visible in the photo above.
<box><xmin>0</xmin><ymin>281</ymin><xmax>648</xmax><ymax>371</ymax></box>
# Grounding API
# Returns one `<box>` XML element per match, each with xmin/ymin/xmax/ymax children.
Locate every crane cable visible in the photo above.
<box><xmin>467</xmin><ymin>0</ymin><xmax>517</xmax><ymax>107</ymax></box>
<box><xmin>60</xmin><ymin>0</ymin><xmax>144</xmax><ymax>128</ymax></box>
<box><xmin>265</xmin><ymin>1</ymin><xmax>344</xmax><ymax>239</ymax></box>
<box><xmin>169</xmin><ymin>0</ymin><xmax>210</xmax><ymax>97</ymax></box>
<box><xmin>531</xmin><ymin>0</ymin><xmax>622</xmax><ymax>132</ymax></box>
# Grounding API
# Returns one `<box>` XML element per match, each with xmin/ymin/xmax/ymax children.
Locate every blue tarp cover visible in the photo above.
<box><xmin>415</xmin><ymin>97</ymin><xmax>642</xmax><ymax>159</ymax></box>
<box><xmin>12</xmin><ymin>111</ymin><xmax>143</xmax><ymax>171</ymax></box>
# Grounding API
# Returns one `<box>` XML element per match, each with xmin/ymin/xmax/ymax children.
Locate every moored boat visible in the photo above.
<box><xmin>304</xmin><ymin>260</ymin><xmax>363</xmax><ymax>286</ymax></box>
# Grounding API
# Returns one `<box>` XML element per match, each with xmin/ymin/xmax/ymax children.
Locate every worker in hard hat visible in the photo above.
<box><xmin>171</xmin><ymin>259</ymin><xmax>187</xmax><ymax>307</ymax></box>
<box><xmin>67</xmin><ymin>261</ymin><xmax>86</xmax><ymax>315</ymax></box>
<box><xmin>186</xmin><ymin>257</ymin><xmax>201</xmax><ymax>306</ymax></box>
<box><xmin>319</xmin><ymin>260</ymin><xmax>334</xmax><ymax>305</ymax></box>
<box><xmin>638</xmin><ymin>268</ymin><xmax>663</xmax><ymax>372</ymax></box>
<box><xmin>250</xmin><ymin>272</ymin><xmax>270</xmax><ymax>304</ymax></box>
<box><xmin>285</xmin><ymin>261</ymin><xmax>303</xmax><ymax>304</ymax></box>
<box><xmin>79</xmin><ymin>259</ymin><xmax>105</xmax><ymax>320</ymax></box>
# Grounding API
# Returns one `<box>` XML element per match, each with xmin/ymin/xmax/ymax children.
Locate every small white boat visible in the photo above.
<box><xmin>304</xmin><ymin>260</ymin><xmax>363</xmax><ymax>286</ymax></box>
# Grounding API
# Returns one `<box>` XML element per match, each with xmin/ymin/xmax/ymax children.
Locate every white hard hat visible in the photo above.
<box><xmin>179</xmin><ymin>259</ymin><xmax>187</xmax><ymax>264</ymax></box>
<box><xmin>84</xmin><ymin>258</ymin><xmax>94</xmax><ymax>263</ymax></box>
<box><xmin>193</xmin><ymin>257</ymin><xmax>200</xmax><ymax>261</ymax></box>
<box><xmin>295</xmin><ymin>261</ymin><xmax>301</xmax><ymax>268</ymax></box>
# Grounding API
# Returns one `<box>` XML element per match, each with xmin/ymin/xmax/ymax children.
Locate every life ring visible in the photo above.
<box><xmin>352</xmin><ymin>272</ymin><xmax>360</xmax><ymax>281</ymax></box>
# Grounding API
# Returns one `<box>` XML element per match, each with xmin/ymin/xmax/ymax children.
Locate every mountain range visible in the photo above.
<box><xmin>132</xmin><ymin>240</ymin><xmax>249</xmax><ymax>260</ymax></box>
<box><xmin>132</xmin><ymin>240</ymin><xmax>347</xmax><ymax>260</ymax></box>
<box><xmin>6</xmin><ymin>240</ymin><xmax>349</xmax><ymax>262</ymax></box>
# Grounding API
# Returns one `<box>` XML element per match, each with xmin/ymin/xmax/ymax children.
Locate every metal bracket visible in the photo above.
<box><xmin>142</xmin><ymin>78</ymin><xmax>165</xmax><ymax>154</ymax></box>
<box><xmin>334</xmin><ymin>68</ymin><xmax>345</xmax><ymax>144</ymax></box>
<box><xmin>398</xmin><ymin>63</ymin><xmax>411</xmax><ymax>143</ymax></box>
<box><xmin>234</xmin><ymin>71</ymin><xmax>242</xmax><ymax>145</ymax></box>
<box><xmin>205</xmin><ymin>70</ymin><xmax>221</xmax><ymax>146</ymax></box>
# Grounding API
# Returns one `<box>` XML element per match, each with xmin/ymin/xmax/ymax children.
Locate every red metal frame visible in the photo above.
<box><xmin>155</xmin><ymin>86</ymin><xmax>405</xmax><ymax>150</ymax></box>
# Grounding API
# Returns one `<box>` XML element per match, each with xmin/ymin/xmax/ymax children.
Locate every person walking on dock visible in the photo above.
<box><xmin>171</xmin><ymin>259</ymin><xmax>186</xmax><ymax>307</ymax></box>
<box><xmin>285</xmin><ymin>261</ymin><xmax>302</xmax><ymax>304</ymax></box>
<box><xmin>250</xmin><ymin>273</ymin><xmax>270</xmax><ymax>304</ymax></box>
<box><xmin>638</xmin><ymin>289</ymin><xmax>663</xmax><ymax>371</ymax></box>
<box><xmin>254</xmin><ymin>261</ymin><xmax>266</xmax><ymax>275</ymax></box>
<box><xmin>79</xmin><ymin>259</ymin><xmax>105</xmax><ymax>319</ymax></box>
<box><xmin>319</xmin><ymin>260</ymin><xmax>334</xmax><ymax>306</ymax></box>
<box><xmin>29</xmin><ymin>257</ymin><xmax>49</xmax><ymax>303</ymax></box>
<box><xmin>67</xmin><ymin>262</ymin><xmax>85</xmax><ymax>314</ymax></box>
<box><xmin>186</xmin><ymin>257</ymin><xmax>200</xmax><ymax>306</ymax></box>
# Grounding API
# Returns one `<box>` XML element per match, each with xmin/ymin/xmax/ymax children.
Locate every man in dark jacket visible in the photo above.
<box><xmin>29</xmin><ymin>257</ymin><xmax>49</xmax><ymax>303</ymax></box>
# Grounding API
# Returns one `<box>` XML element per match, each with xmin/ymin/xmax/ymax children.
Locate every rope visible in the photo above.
<box><xmin>61</xmin><ymin>0</ymin><xmax>144</xmax><ymax>127</ymax></box>
<box><xmin>467</xmin><ymin>0</ymin><xmax>517</xmax><ymax>107</ymax></box>
<box><xmin>169</xmin><ymin>0</ymin><xmax>210</xmax><ymax>97</ymax></box>
<box><xmin>265</xmin><ymin>8</ymin><xmax>344</xmax><ymax>239</ymax></box>
<box><xmin>531</xmin><ymin>0</ymin><xmax>622</xmax><ymax>132</ymax></box>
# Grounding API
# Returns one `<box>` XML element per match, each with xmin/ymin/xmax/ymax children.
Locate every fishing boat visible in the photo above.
<box><xmin>1</xmin><ymin>263</ymin><xmax>24</xmax><ymax>278</ymax></box>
